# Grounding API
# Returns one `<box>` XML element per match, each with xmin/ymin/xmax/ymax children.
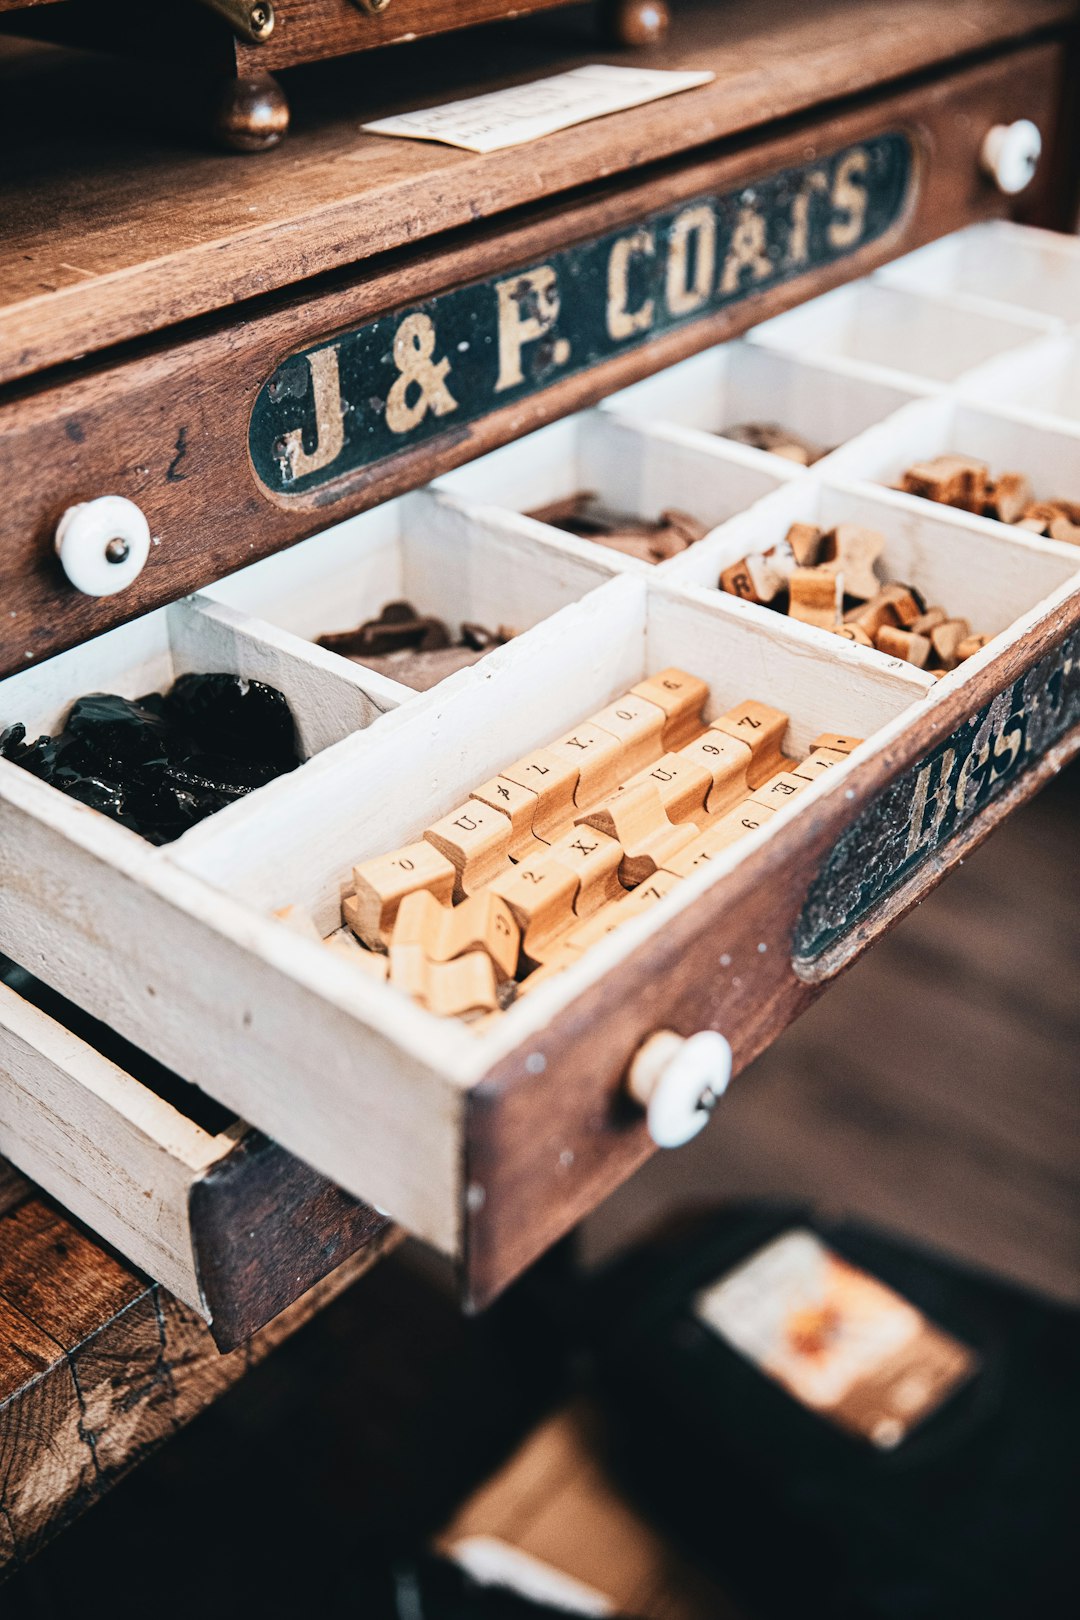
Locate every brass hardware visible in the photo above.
<box><xmin>198</xmin><ymin>0</ymin><xmax>276</xmax><ymax>45</ymax></box>
<box><xmin>353</xmin><ymin>0</ymin><xmax>395</xmax><ymax>15</ymax></box>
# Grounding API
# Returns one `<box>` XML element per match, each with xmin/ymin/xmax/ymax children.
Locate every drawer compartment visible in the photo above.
<box><xmin>0</xmin><ymin>961</ymin><xmax>392</xmax><ymax>1350</ymax></box>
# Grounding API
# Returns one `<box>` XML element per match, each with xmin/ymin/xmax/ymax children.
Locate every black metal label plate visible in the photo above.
<box><xmin>795</xmin><ymin>633</ymin><xmax>1080</xmax><ymax>964</ymax></box>
<box><xmin>250</xmin><ymin>134</ymin><xmax>912</xmax><ymax>498</ymax></box>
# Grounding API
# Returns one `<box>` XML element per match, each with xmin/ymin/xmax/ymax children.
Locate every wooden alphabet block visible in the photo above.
<box><xmin>576</xmin><ymin>780</ymin><xmax>697</xmax><ymax>887</ymax></box>
<box><xmin>910</xmin><ymin>606</ymin><xmax>947</xmax><ymax>635</ymax></box>
<box><xmin>501</xmin><ymin>749</ymin><xmax>580</xmax><ymax>842</ymax></box>
<box><xmin>546</xmin><ymin>825</ymin><xmax>625</xmax><ymax>917</ymax></box>
<box><xmin>745</xmin><ymin>541</ymin><xmax>797</xmax><ymax>603</ymax></box>
<box><xmin>630</xmin><ymin>668</ymin><xmax>709</xmax><ymax>750</ymax></box>
<box><xmin>348</xmin><ymin>841</ymin><xmax>457</xmax><ymax>948</ymax></box>
<box><xmin>515</xmin><ymin>943</ymin><xmax>585</xmax><ymax>998</ymax></box>
<box><xmin>956</xmin><ymin>632</ymin><xmax>990</xmax><ymax>661</ymax></box>
<box><xmin>677</xmin><ymin>728</ymin><xmax>752</xmax><ymax>814</ymax></box>
<box><xmin>426</xmin><ymin>955</ymin><xmax>499</xmax><ymax>1019</ymax></box>
<box><xmin>470</xmin><ymin>774</ymin><xmax>547</xmax><ymax>858</ymax></box>
<box><xmin>820</xmin><ymin>524</ymin><xmax>884</xmax><ymax>600</ymax></box>
<box><xmin>392</xmin><ymin>888</ymin><xmax>520</xmax><ymax>981</ymax></box>
<box><xmin>746</xmin><ymin>772</ymin><xmax>811</xmax><ymax>812</ymax></box>
<box><xmin>719</xmin><ymin>560</ymin><xmax>761</xmax><ymax>603</ymax></box>
<box><xmin>786</xmin><ymin>522</ymin><xmax>824</xmax><ymax>567</ymax></box>
<box><xmin>711</xmin><ymin>700</ymin><xmax>789</xmax><ymax>787</ymax></box>
<box><xmin>902</xmin><ymin>454</ymin><xmax>989</xmax><ymax>513</ymax></box>
<box><xmin>662</xmin><ymin>801</ymin><xmax>777</xmax><ymax>875</ymax></box>
<box><xmin>624</xmin><ymin>752</ymin><xmax>712</xmax><ymax>822</ymax></box>
<box><xmin>425</xmin><ymin>802</ymin><xmax>514</xmax><ymax>900</ymax></box>
<box><xmin>988</xmin><ymin>470</ymin><xmax>1033</xmax><ymax>524</ymax></box>
<box><xmin>588</xmin><ymin>693</ymin><xmax>666</xmax><ymax>779</ymax></box>
<box><xmin>831</xmin><ymin>623</ymin><xmax>873</xmax><ymax>647</ymax></box>
<box><xmin>565</xmin><ymin>869</ymin><xmax>680</xmax><ymax>951</ymax></box>
<box><xmin>793</xmin><ymin>747</ymin><xmax>847</xmax><ymax>781</ymax></box>
<box><xmin>874</xmin><ymin>624</ymin><xmax>932</xmax><ymax>667</ymax></box>
<box><xmin>489</xmin><ymin>854</ymin><xmax>580</xmax><ymax>964</ymax></box>
<box><xmin>929</xmin><ymin>618</ymin><xmax>971</xmax><ymax>671</ymax></box>
<box><xmin>810</xmin><ymin>732</ymin><xmax>863</xmax><ymax>755</ymax></box>
<box><xmin>549</xmin><ymin>721</ymin><xmax>625</xmax><ymax>807</ymax></box>
<box><xmin>848</xmin><ymin>582</ymin><xmax>921</xmax><ymax>636</ymax></box>
<box><xmin>788</xmin><ymin>565</ymin><xmax>843</xmax><ymax>629</ymax></box>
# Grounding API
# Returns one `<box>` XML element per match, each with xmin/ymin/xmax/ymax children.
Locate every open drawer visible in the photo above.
<box><xmin>0</xmin><ymin>961</ymin><xmax>393</xmax><ymax>1350</ymax></box>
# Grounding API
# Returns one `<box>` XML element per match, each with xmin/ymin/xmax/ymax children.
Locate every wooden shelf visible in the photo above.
<box><xmin>0</xmin><ymin>0</ymin><xmax>1071</xmax><ymax>385</ymax></box>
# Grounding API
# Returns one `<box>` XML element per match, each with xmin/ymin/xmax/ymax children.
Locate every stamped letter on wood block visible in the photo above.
<box><xmin>348</xmin><ymin>841</ymin><xmax>457</xmax><ymax>948</ymax></box>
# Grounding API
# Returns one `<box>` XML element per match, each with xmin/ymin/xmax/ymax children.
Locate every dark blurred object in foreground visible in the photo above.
<box><xmin>589</xmin><ymin>1206</ymin><xmax>1080</xmax><ymax>1620</ymax></box>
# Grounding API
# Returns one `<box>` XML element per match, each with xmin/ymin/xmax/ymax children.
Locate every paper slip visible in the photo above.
<box><xmin>362</xmin><ymin>64</ymin><xmax>715</xmax><ymax>154</ymax></box>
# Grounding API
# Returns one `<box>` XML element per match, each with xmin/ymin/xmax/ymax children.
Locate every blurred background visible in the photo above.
<box><xmin>4</xmin><ymin>759</ymin><xmax>1078</xmax><ymax>1620</ymax></box>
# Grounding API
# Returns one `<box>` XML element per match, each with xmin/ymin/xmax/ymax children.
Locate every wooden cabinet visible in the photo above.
<box><xmin>0</xmin><ymin>2</ymin><xmax>1078</xmax><ymax>1321</ymax></box>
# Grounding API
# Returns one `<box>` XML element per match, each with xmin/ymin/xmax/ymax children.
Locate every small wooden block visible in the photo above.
<box><xmin>719</xmin><ymin>560</ymin><xmax>762</xmax><ymax>603</ymax></box>
<box><xmin>577</xmin><ymin>780</ymin><xmax>697</xmax><ymax>888</ymax></box>
<box><xmin>910</xmin><ymin>606</ymin><xmax>947</xmax><ymax>635</ymax></box>
<box><xmin>957</xmin><ymin>632</ymin><xmax>990</xmax><ymax>661</ymax></box>
<box><xmin>348</xmin><ymin>841</ymin><xmax>456</xmax><ymax>948</ymax></box>
<box><xmin>810</xmin><ymin>732</ymin><xmax>863</xmax><ymax>755</ymax></box>
<box><xmin>786</xmin><ymin>522</ymin><xmax>824</xmax><ymax>567</ymax></box>
<box><xmin>875</xmin><ymin>624</ymin><xmax>932</xmax><ymax>667</ymax></box>
<box><xmin>545</xmin><ymin>825</ymin><xmax>625</xmax><ymax>917</ymax></box>
<box><xmin>989</xmin><ymin>470</ymin><xmax>1034</xmax><ymax>524</ymax></box>
<box><xmin>489</xmin><ymin>854</ymin><xmax>580</xmax><ymax>964</ymax></box>
<box><xmin>902</xmin><ymin>454</ymin><xmax>989</xmax><ymax>513</ymax></box>
<box><xmin>588</xmin><ymin>693</ymin><xmax>666</xmax><ymax>779</ymax></box>
<box><xmin>820</xmin><ymin>524</ymin><xmax>885</xmax><ymax>600</ymax></box>
<box><xmin>846</xmin><ymin>591</ymin><xmax>901</xmax><ymax>638</ymax></box>
<box><xmin>793</xmin><ymin>747</ymin><xmax>847</xmax><ymax>780</ymax></box>
<box><xmin>747</xmin><ymin>772</ymin><xmax>811</xmax><ymax>812</ymax></box>
<box><xmin>677</xmin><ymin>729</ymin><xmax>752</xmax><ymax>815</ymax></box>
<box><xmin>662</xmin><ymin>801</ymin><xmax>777</xmax><ymax>875</ymax></box>
<box><xmin>711</xmin><ymin>700</ymin><xmax>789</xmax><ymax>787</ymax></box>
<box><xmin>1048</xmin><ymin>515</ymin><xmax>1080</xmax><ymax>546</ymax></box>
<box><xmin>392</xmin><ymin>888</ymin><xmax>520</xmax><ymax>981</ymax></box>
<box><xmin>929</xmin><ymin>617</ymin><xmax>971</xmax><ymax>671</ymax></box>
<box><xmin>426</xmin><ymin>954</ymin><xmax>499</xmax><ymax>1019</ymax></box>
<box><xmin>549</xmin><ymin>721</ymin><xmax>625</xmax><ymax>808</ymax></box>
<box><xmin>830</xmin><ymin>623</ymin><xmax>873</xmax><ymax>647</ymax></box>
<box><xmin>788</xmin><ymin>565</ymin><xmax>843</xmax><ymax>629</ymax></box>
<box><xmin>565</xmin><ymin>869</ymin><xmax>680</xmax><ymax>950</ymax></box>
<box><xmin>471</xmin><ymin>775</ymin><xmax>546</xmax><ymax>858</ymax></box>
<box><xmin>629</xmin><ymin>668</ymin><xmax>709</xmax><ymax>750</ymax></box>
<box><xmin>624</xmin><ymin>752</ymin><xmax>712</xmax><ymax>822</ymax></box>
<box><xmin>745</xmin><ymin>541</ymin><xmax>796</xmax><ymax>603</ymax></box>
<box><xmin>501</xmin><ymin>749</ymin><xmax>580</xmax><ymax>842</ymax></box>
<box><xmin>424</xmin><ymin>802</ymin><xmax>514</xmax><ymax>901</ymax></box>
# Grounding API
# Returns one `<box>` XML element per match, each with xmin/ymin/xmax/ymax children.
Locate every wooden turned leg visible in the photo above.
<box><xmin>599</xmin><ymin>0</ymin><xmax>671</xmax><ymax>47</ymax></box>
<box><xmin>212</xmin><ymin>72</ymin><xmax>289</xmax><ymax>152</ymax></box>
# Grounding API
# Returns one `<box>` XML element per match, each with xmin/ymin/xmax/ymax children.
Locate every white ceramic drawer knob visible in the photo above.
<box><xmin>55</xmin><ymin>496</ymin><xmax>152</xmax><ymax>596</ymax></box>
<box><xmin>627</xmin><ymin>1029</ymin><xmax>732</xmax><ymax>1148</ymax></box>
<box><xmin>980</xmin><ymin>120</ymin><xmax>1041</xmax><ymax>196</ymax></box>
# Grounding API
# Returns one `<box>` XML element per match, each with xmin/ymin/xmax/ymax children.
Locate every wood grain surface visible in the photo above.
<box><xmin>0</xmin><ymin>46</ymin><xmax>1061</xmax><ymax>675</ymax></box>
<box><xmin>0</xmin><ymin>0</ymin><xmax>1072</xmax><ymax>384</ymax></box>
<box><xmin>0</xmin><ymin>1170</ymin><xmax>400</xmax><ymax>1573</ymax></box>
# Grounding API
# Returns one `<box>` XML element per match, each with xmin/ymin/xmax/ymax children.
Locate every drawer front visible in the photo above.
<box><xmin>239</xmin><ymin>0</ymin><xmax>574</xmax><ymax>72</ymax></box>
<box><xmin>0</xmin><ymin>42</ymin><xmax>1062</xmax><ymax>677</ymax></box>
<box><xmin>0</xmin><ymin>970</ymin><xmax>392</xmax><ymax>1348</ymax></box>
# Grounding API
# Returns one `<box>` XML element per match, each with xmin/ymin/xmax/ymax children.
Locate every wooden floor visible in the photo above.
<box><xmin>2</xmin><ymin>761</ymin><xmax>1077</xmax><ymax>1614</ymax></box>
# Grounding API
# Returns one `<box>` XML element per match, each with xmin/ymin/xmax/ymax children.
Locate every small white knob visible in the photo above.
<box><xmin>980</xmin><ymin>120</ymin><xmax>1041</xmax><ymax>196</ymax></box>
<box><xmin>627</xmin><ymin>1029</ymin><xmax>732</xmax><ymax>1148</ymax></box>
<box><xmin>55</xmin><ymin>496</ymin><xmax>152</xmax><ymax>596</ymax></box>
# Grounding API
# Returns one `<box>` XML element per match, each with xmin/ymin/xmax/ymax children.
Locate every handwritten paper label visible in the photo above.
<box><xmin>250</xmin><ymin>134</ymin><xmax>912</xmax><ymax>499</ymax></box>
<box><xmin>362</xmin><ymin>64</ymin><xmax>715</xmax><ymax>153</ymax></box>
